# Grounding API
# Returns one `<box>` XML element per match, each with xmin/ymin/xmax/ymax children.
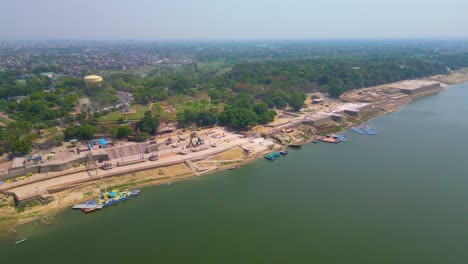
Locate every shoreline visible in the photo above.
<box><xmin>1</xmin><ymin>70</ymin><xmax>468</xmax><ymax>235</ymax></box>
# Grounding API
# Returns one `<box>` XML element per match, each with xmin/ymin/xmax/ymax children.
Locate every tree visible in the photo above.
<box><xmin>108</xmin><ymin>126</ymin><xmax>119</xmax><ymax>139</ymax></box>
<box><xmin>328</xmin><ymin>78</ymin><xmax>346</xmax><ymax>98</ymax></box>
<box><xmin>289</xmin><ymin>93</ymin><xmax>306</xmax><ymax>112</ymax></box>
<box><xmin>136</xmin><ymin>111</ymin><xmax>160</xmax><ymax>135</ymax></box>
<box><xmin>77</xmin><ymin>125</ymin><xmax>96</xmax><ymax>140</ymax></box>
<box><xmin>11</xmin><ymin>138</ymin><xmax>32</xmax><ymax>154</ymax></box>
<box><xmin>117</xmin><ymin>126</ymin><xmax>134</xmax><ymax>139</ymax></box>
<box><xmin>135</xmin><ymin>132</ymin><xmax>149</xmax><ymax>142</ymax></box>
<box><xmin>197</xmin><ymin>109</ymin><xmax>218</xmax><ymax>127</ymax></box>
<box><xmin>46</xmin><ymin>127</ymin><xmax>64</xmax><ymax>146</ymax></box>
<box><xmin>219</xmin><ymin>106</ymin><xmax>257</xmax><ymax>129</ymax></box>
<box><xmin>254</xmin><ymin>102</ymin><xmax>276</xmax><ymax>124</ymax></box>
<box><xmin>64</xmin><ymin>125</ymin><xmax>78</xmax><ymax>140</ymax></box>
<box><xmin>328</xmin><ymin>84</ymin><xmax>345</xmax><ymax>98</ymax></box>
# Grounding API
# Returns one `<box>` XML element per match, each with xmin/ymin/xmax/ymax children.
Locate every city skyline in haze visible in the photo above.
<box><xmin>1</xmin><ymin>0</ymin><xmax>468</xmax><ymax>40</ymax></box>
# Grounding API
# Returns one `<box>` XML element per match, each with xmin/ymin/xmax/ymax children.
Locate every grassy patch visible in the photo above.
<box><xmin>97</xmin><ymin>104</ymin><xmax>151</xmax><ymax>122</ymax></box>
<box><xmin>16</xmin><ymin>200</ymin><xmax>40</xmax><ymax>212</ymax></box>
<box><xmin>83</xmin><ymin>191</ymin><xmax>94</xmax><ymax>197</ymax></box>
<box><xmin>175</xmin><ymin>98</ymin><xmax>224</xmax><ymax>113</ymax></box>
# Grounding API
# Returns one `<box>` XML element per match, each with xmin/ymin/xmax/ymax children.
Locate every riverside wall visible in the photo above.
<box><xmin>1</xmin><ymin>153</ymin><xmax>109</xmax><ymax>181</ymax></box>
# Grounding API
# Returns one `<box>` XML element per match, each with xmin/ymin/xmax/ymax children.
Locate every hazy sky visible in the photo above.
<box><xmin>1</xmin><ymin>0</ymin><xmax>467</xmax><ymax>40</ymax></box>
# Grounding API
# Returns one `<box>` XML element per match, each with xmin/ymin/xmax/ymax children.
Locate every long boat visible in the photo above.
<box><xmin>15</xmin><ymin>239</ymin><xmax>27</xmax><ymax>245</ymax></box>
<box><xmin>73</xmin><ymin>189</ymin><xmax>140</xmax><ymax>213</ymax></box>
<box><xmin>316</xmin><ymin>135</ymin><xmax>340</xmax><ymax>143</ymax></box>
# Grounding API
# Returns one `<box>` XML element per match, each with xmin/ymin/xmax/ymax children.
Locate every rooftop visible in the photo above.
<box><xmin>391</xmin><ymin>80</ymin><xmax>440</xmax><ymax>90</ymax></box>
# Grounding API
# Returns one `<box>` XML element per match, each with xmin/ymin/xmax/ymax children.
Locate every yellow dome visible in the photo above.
<box><xmin>84</xmin><ymin>75</ymin><xmax>103</xmax><ymax>82</ymax></box>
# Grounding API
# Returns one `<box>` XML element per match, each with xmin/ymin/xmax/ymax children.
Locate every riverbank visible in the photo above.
<box><xmin>1</xmin><ymin>68</ymin><xmax>468</xmax><ymax>234</ymax></box>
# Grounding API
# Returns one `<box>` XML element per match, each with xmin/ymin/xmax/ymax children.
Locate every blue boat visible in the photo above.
<box><xmin>264</xmin><ymin>151</ymin><xmax>282</xmax><ymax>161</ymax></box>
<box><xmin>103</xmin><ymin>195</ymin><xmax>130</xmax><ymax>207</ymax></box>
<box><xmin>351</xmin><ymin>126</ymin><xmax>377</xmax><ymax>135</ymax></box>
<box><xmin>335</xmin><ymin>134</ymin><xmax>348</xmax><ymax>142</ymax></box>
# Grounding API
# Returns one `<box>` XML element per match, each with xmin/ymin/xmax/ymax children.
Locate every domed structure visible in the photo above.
<box><xmin>84</xmin><ymin>75</ymin><xmax>103</xmax><ymax>87</ymax></box>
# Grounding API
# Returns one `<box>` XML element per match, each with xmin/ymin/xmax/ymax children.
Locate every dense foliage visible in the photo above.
<box><xmin>2</xmin><ymin>40</ymin><xmax>468</xmax><ymax>154</ymax></box>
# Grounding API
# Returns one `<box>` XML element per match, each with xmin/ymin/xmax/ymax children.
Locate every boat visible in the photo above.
<box><xmin>280</xmin><ymin>150</ymin><xmax>288</xmax><ymax>155</ymax></box>
<box><xmin>102</xmin><ymin>191</ymin><xmax>130</xmax><ymax>207</ymax></box>
<box><xmin>130</xmin><ymin>190</ymin><xmax>140</xmax><ymax>196</ymax></box>
<box><xmin>15</xmin><ymin>239</ymin><xmax>27</xmax><ymax>245</ymax></box>
<box><xmin>73</xmin><ymin>189</ymin><xmax>140</xmax><ymax>213</ymax></box>
<box><xmin>288</xmin><ymin>144</ymin><xmax>302</xmax><ymax>148</ymax></box>
<box><xmin>167</xmin><ymin>182</ymin><xmax>172</xmax><ymax>186</ymax></box>
<box><xmin>81</xmin><ymin>208</ymin><xmax>97</xmax><ymax>214</ymax></box>
<box><xmin>313</xmin><ymin>140</ymin><xmax>318</xmax><ymax>144</ymax></box>
<box><xmin>316</xmin><ymin>135</ymin><xmax>340</xmax><ymax>143</ymax></box>
<box><xmin>265</xmin><ymin>151</ymin><xmax>282</xmax><ymax>161</ymax></box>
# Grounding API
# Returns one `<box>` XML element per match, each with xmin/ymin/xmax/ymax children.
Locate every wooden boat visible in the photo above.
<box><xmin>81</xmin><ymin>208</ymin><xmax>98</xmax><ymax>214</ymax></box>
<box><xmin>288</xmin><ymin>144</ymin><xmax>302</xmax><ymax>149</ymax></box>
<box><xmin>316</xmin><ymin>135</ymin><xmax>340</xmax><ymax>143</ymax></box>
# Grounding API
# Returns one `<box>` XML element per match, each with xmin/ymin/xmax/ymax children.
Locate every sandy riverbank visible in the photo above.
<box><xmin>0</xmin><ymin>146</ymin><xmax>272</xmax><ymax>234</ymax></box>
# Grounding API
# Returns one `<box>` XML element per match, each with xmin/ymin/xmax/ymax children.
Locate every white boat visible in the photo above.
<box><xmin>15</xmin><ymin>238</ymin><xmax>27</xmax><ymax>245</ymax></box>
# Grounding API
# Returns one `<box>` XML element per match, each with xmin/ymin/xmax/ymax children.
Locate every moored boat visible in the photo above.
<box><xmin>72</xmin><ymin>189</ymin><xmax>140</xmax><ymax>213</ymax></box>
<box><xmin>15</xmin><ymin>239</ymin><xmax>27</xmax><ymax>245</ymax></box>
<box><xmin>288</xmin><ymin>144</ymin><xmax>302</xmax><ymax>148</ymax></box>
<box><xmin>265</xmin><ymin>151</ymin><xmax>282</xmax><ymax>160</ymax></box>
<box><xmin>316</xmin><ymin>135</ymin><xmax>340</xmax><ymax>143</ymax></box>
<box><xmin>81</xmin><ymin>208</ymin><xmax>97</xmax><ymax>214</ymax></box>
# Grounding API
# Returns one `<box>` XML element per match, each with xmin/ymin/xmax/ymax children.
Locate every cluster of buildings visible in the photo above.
<box><xmin>0</xmin><ymin>41</ymin><xmax>164</xmax><ymax>77</ymax></box>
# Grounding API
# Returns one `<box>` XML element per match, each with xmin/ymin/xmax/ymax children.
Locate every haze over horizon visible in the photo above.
<box><xmin>1</xmin><ymin>0</ymin><xmax>468</xmax><ymax>40</ymax></box>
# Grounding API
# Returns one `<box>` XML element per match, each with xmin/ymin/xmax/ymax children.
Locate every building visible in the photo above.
<box><xmin>391</xmin><ymin>80</ymin><xmax>441</xmax><ymax>96</ymax></box>
<box><xmin>84</xmin><ymin>75</ymin><xmax>103</xmax><ymax>87</ymax></box>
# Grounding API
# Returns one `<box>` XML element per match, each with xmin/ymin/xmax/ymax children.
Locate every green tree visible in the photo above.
<box><xmin>197</xmin><ymin>109</ymin><xmax>218</xmax><ymax>127</ymax></box>
<box><xmin>219</xmin><ymin>106</ymin><xmax>257</xmax><ymax>129</ymax></box>
<box><xmin>64</xmin><ymin>125</ymin><xmax>78</xmax><ymax>139</ymax></box>
<box><xmin>135</xmin><ymin>132</ymin><xmax>150</xmax><ymax>142</ymax></box>
<box><xmin>11</xmin><ymin>138</ymin><xmax>32</xmax><ymax>154</ymax></box>
<box><xmin>289</xmin><ymin>93</ymin><xmax>306</xmax><ymax>112</ymax></box>
<box><xmin>136</xmin><ymin>111</ymin><xmax>160</xmax><ymax>135</ymax></box>
<box><xmin>108</xmin><ymin>126</ymin><xmax>119</xmax><ymax>139</ymax></box>
<box><xmin>77</xmin><ymin>124</ymin><xmax>96</xmax><ymax>140</ymax></box>
<box><xmin>117</xmin><ymin>126</ymin><xmax>134</xmax><ymax>139</ymax></box>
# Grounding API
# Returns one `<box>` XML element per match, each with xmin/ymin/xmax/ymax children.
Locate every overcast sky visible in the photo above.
<box><xmin>1</xmin><ymin>0</ymin><xmax>467</xmax><ymax>40</ymax></box>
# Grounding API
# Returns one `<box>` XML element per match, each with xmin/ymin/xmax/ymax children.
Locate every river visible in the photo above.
<box><xmin>2</xmin><ymin>83</ymin><xmax>468</xmax><ymax>263</ymax></box>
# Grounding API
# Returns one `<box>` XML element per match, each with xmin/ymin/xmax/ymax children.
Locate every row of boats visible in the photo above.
<box><xmin>72</xmin><ymin>189</ymin><xmax>140</xmax><ymax>213</ymax></box>
<box><xmin>264</xmin><ymin>150</ymin><xmax>288</xmax><ymax>161</ymax></box>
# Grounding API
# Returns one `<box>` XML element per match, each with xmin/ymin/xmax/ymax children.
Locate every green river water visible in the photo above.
<box><xmin>2</xmin><ymin>83</ymin><xmax>468</xmax><ymax>263</ymax></box>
